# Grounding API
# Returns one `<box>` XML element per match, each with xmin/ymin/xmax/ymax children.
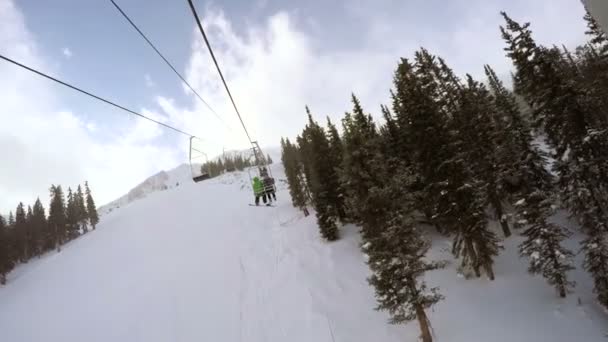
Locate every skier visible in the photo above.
<box><xmin>262</xmin><ymin>175</ymin><xmax>276</xmax><ymax>201</ymax></box>
<box><xmin>252</xmin><ymin>176</ymin><xmax>267</xmax><ymax>205</ymax></box>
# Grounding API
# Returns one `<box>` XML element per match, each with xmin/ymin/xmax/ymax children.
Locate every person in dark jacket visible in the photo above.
<box><xmin>262</xmin><ymin>175</ymin><xmax>276</xmax><ymax>201</ymax></box>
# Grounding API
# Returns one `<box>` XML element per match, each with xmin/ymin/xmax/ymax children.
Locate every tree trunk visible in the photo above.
<box><xmin>483</xmin><ymin>262</ymin><xmax>495</xmax><ymax>281</ymax></box>
<box><xmin>490</xmin><ymin>194</ymin><xmax>511</xmax><ymax>237</ymax></box>
<box><xmin>552</xmin><ymin>252</ymin><xmax>567</xmax><ymax>297</ymax></box>
<box><xmin>415</xmin><ymin>304</ymin><xmax>433</xmax><ymax>342</ymax></box>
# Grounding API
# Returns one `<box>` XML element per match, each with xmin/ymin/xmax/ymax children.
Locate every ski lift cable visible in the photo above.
<box><xmin>0</xmin><ymin>53</ymin><xmax>195</xmax><ymax>138</ymax></box>
<box><xmin>186</xmin><ymin>0</ymin><xmax>254</xmax><ymax>145</ymax></box>
<box><xmin>109</xmin><ymin>0</ymin><xmax>234</xmax><ymax>133</ymax></box>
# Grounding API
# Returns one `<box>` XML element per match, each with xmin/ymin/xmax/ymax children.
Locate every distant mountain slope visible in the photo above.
<box><xmin>98</xmin><ymin>145</ymin><xmax>280</xmax><ymax>216</ymax></box>
<box><xmin>98</xmin><ymin>163</ymin><xmax>193</xmax><ymax>215</ymax></box>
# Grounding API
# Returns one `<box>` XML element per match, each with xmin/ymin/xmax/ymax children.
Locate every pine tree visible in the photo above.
<box><xmin>85</xmin><ymin>182</ymin><xmax>99</xmax><ymax>230</ymax></box>
<box><xmin>281</xmin><ymin>138</ymin><xmax>310</xmax><ymax>216</ymax></box>
<box><xmin>25</xmin><ymin>205</ymin><xmax>33</xmax><ymax>260</ymax></box>
<box><xmin>341</xmin><ymin>95</ymin><xmax>384</xmax><ymax>240</ymax></box>
<box><xmin>48</xmin><ymin>185</ymin><xmax>67</xmax><ymax>251</ymax></box>
<box><xmin>326</xmin><ymin>117</ymin><xmax>348</xmax><ymax>222</ymax></box>
<box><xmin>363</xmin><ymin>159</ymin><xmax>444</xmax><ymax>342</ymax></box>
<box><xmin>299</xmin><ymin>107</ymin><xmax>340</xmax><ymax>241</ymax></box>
<box><xmin>31</xmin><ymin>198</ymin><xmax>47</xmax><ymax>257</ymax></box>
<box><xmin>14</xmin><ymin>203</ymin><xmax>27</xmax><ymax>263</ymax></box>
<box><xmin>452</xmin><ymin>72</ymin><xmax>513</xmax><ymax>238</ymax></box>
<box><xmin>0</xmin><ymin>215</ymin><xmax>13</xmax><ymax>284</ymax></box>
<box><xmin>66</xmin><ymin>187</ymin><xmax>78</xmax><ymax>240</ymax></box>
<box><xmin>583</xmin><ymin>10</ymin><xmax>608</xmax><ymax>55</ymax></box>
<box><xmin>516</xmin><ymin>192</ymin><xmax>575</xmax><ymax>297</ymax></box>
<box><xmin>76</xmin><ymin>185</ymin><xmax>88</xmax><ymax>233</ymax></box>
<box><xmin>266</xmin><ymin>153</ymin><xmax>273</xmax><ymax>164</ymax></box>
<box><xmin>502</xmin><ymin>12</ymin><xmax>608</xmax><ymax>306</ymax></box>
<box><xmin>485</xmin><ymin>63</ymin><xmax>575</xmax><ymax>296</ymax></box>
<box><xmin>7</xmin><ymin>212</ymin><xmax>16</xmax><ymax>269</ymax></box>
<box><xmin>390</xmin><ymin>54</ymin><xmax>452</xmax><ymax>233</ymax></box>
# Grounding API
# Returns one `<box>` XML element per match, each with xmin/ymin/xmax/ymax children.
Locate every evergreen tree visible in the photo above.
<box><xmin>365</xmin><ymin>169</ymin><xmax>444</xmax><ymax>342</ymax></box>
<box><xmin>266</xmin><ymin>153</ymin><xmax>273</xmax><ymax>164</ymax></box>
<box><xmin>48</xmin><ymin>185</ymin><xmax>67</xmax><ymax>251</ymax></box>
<box><xmin>326</xmin><ymin>117</ymin><xmax>348</xmax><ymax>222</ymax></box>
<box><xmin>461</xmin><ymin>75</ymin><xmax>514</xmax><ymax>237</ymax></box>
<box><xmin>85</xmin><ymin>182</ymin><xmax>99</xmax><ymax>230</ymax></box>
<box><xmin>281</xmin><ymin>138</ymin><xmax>310</xmax><ymax>216</ymax></box>
<box><xmin>66</xmin><ymin>187</ymin><xmax>78</xmax><ymax>240</ymax></box>
<box><xmin>341</xmin><ymin>95</ymin><xmax>384</xmax><ymax>240</ymax></box>
<box><xmin>299</xmin><ymin>107</ymin><xmax>340</xmax><ymax>241</ymax></box>
<box><xmin>14</xmin><ymin>203</ymin><xmax>27</xmax><ymax>263</ymax></box>
<box><xmin>485</xmin><ymin>63</ymin><xmax>575</xmax><ymax>296</ymax></box>
<box><xmin>7</xmin><ymin>211</ymin><xmax>16</xmax><ymax>265</ymax></box>
<box><xmin>391</xmin><ymin>55</ymin><xmax>452</xmax><ymax>233</ymax></box>
<box><xmin>31</xmin><ymin>198</ymin><xmax>47</xmax><ymax>257</ymax></box>
<box><xmin>502</xmin><ymin>12</ymin><xmax>608</xmax><ymax>306</ymax></box>
<box><xmin>516</xmin><ymin>192</ymin><xmax>575</xmax><ymax>297</ymax></box>
<box><xmin>76</xmin><ymin>185</ymin><xmax>88</xmax><ymax>233</ymax></box>
<box><xmin>0</xmin><ymin>215</ymin><xmax>13</xmax><ymax>284</ymax></box>
<box><xmin>583</xmin><ymin>10</ymin><xmax>608</xmax><ymax>55</ymax></box>
<box><xmin>25</xmin><ymin>205</ymin><xmax>33</xmax><ymax>260</ymax></box>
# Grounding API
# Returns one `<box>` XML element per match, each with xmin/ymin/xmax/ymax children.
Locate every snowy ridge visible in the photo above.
<box><xmin>98</xmin><ymin>163</ymin><xmax>193</xmax><ymax>215</ymax></box>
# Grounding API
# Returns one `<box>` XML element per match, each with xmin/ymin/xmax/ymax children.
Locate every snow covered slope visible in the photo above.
<box><xmin>0</xmin><ymin>164</ymin><xmax>607</xmax><ymax>342</ymax></box>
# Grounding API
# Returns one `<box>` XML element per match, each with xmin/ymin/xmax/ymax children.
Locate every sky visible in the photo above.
<box><xmin>0</xmin><ymin>0</ymin><xmax>589</xmax><ymax>213</ymax></box>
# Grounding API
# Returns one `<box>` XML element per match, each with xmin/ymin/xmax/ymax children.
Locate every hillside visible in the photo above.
<box><xmin>0</xmin><ymin>164</ymin><xmax>607</xmax><ymax>341</ymax></box>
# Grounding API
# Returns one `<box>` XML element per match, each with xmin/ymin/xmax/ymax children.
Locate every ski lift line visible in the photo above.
<box><xmin>0</xmin><ymin>53</ymin><xmax>195</xmax><ymax>138</ymax></box>
<box><xmin>109</xmin><ymin>0</ymin><xmax>234</xmax><ymax>133</ymax></box>
<box><xmin>186</xmin><ymin>0</ymin><xmax>254</xmax><ymax>145</ymax></box>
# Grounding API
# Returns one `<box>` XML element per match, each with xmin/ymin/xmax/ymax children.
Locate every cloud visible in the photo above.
<box><xmin>144</xmin><ymin>73</ymin><xmax>155</xmax><ymax>88</ymax></box>
<box><xmin>0</xmin><ymin>0</ymin><xmax>181</xmax><ymax>213</ymax></box>
<box><xmin>180</xmin><ymin>10</ymin><xmax>404</xmax><ymax>153</ymax></box>
<box><xmin>177</xmin><ymin>1</ymin><xmax>587</xmax><ymax>153</ymax></box>
<box><xmin>61</xmin><ymin>47</ymin><xmax>72</xmax><ymax>58</ymax></box>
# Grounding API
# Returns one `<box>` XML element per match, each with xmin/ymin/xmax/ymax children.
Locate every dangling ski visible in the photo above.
<box><xmin>249</xmin><ymin>204</ymin><xmax>276</xmax><ymax>207</ymax></box>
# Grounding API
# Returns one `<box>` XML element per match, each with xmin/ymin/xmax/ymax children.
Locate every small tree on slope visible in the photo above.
<box><xmin>485</xmin><ymin>64</ymin><xmax>575</xmax><ymax>297</ymax></box>
<box><xmin>85</xmin><ymin>182</ymin><xmax>99</xmax><ymax>230</ymax></box>
<box><xmin>48</xmin><ymin>185</ymin><xmax>67</xmax><ymax>250</ymax></box>
<box><xmin>365</xmin><ymin>170</ymin><xmax>444</xmax><ymax>342</ymax></box>
<box><xmin>66</xmin><ymin>188</ymin><xmax>78</xmax><ymax>240</ymax></box>
<box><xmin>326</xmin><ymin>117</ymin><xmax>349</xmax><ymax>223</ymax></box>
<box><xmin>299</xmin><ymin>108</ymin><xmax>340</xmax><ymax>241</ymax></box>
<box><xmin>517</xmin><ymin>192</ymin><xmax>575</xmax><ymax>297</ymax></box>
<box><xmin>281</xmin><ymin>138</ymin><xmax>310</xmax><ymax>216</ymax></box>
<box><xmin>76</xmin><ymin>185</ymin><xmax>88</xmax><ymax>234</ymax></box>
<box><xmin>0</xmin><ymin>215</ymin><xmax>13</xmax><ymax>284</ymax></box>
<box><xmin>31</xmin><ymin>198</ymin><xmax>47</xmax><ymax>257</ymax></box>
<box><xmin>14</xmin><ymin>203</ymin><xmax>27</xmax><ymax>263</ymax></box>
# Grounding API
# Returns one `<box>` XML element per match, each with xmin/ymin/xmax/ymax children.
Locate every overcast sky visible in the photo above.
<box><xmin>0</xmin><ymin>0</ymin><xmax>589</xmax><ymax>213</ymax></box>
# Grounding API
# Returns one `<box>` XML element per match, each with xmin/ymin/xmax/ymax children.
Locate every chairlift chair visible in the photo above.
<box><xmin>189</xmin><ymin>136</ymin><xmax>211</xmax><ymax>183</ymax></box>
<box><xmin>246</xmin><ymin>141</ymin><xmax>276</xmax><ymax>195</ymax></box>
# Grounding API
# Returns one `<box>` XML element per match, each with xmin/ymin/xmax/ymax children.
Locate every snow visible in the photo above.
<box><xmin>1</xmin><ymin>163</ymin><xmax>607</xmax><ymax>341</ymax></box>
<box><xmin>531</xmin><ymin>251</ymin><xmax>540</xmax><ymax>260</ymax></box>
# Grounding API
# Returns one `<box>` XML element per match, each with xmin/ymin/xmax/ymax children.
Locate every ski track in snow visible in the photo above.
<box><xmin>0</xmin><ymin>164</ymin><xmax>607</xmax><ymax>341</ymax></box>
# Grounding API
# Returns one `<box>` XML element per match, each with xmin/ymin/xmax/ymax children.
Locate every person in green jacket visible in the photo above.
<box><xmin>252</xmin><ymin>176</ymin><xmax>266</xmax><ymax>205</ymax></box>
